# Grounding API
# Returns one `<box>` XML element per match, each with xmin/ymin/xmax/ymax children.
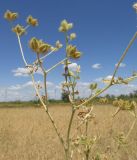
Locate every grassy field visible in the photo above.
<box><xmin>0</xmin><ymin>104</ymin><xmax>136</xmax><ymax>160</ymax></box>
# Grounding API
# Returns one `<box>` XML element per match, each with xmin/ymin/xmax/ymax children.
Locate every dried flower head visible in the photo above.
<box><xmin>29</xmin><ymin>37</ymin><xmax>52</xmax><ymax>54</ymax></box>
<box><xmin>133</xmin><ymin>2</ymin><xmax>137</xmax><ymax>13</ymax></box>
<box><xmin>66</xmin><ymin>45</ymin><xmax>81</xmax><ymax>59</ymax></box>
<box><xmin>4</xmin><ymin>10</ymin><xmax>18</xmax><ymax>21</ymax></box>
<box><xmin>70</xmin><ymin>33</ymin><xmax>76</xmax><ymax>40</ymax></box>
<box><xmin>12</xmin><ymin>24</ymin><xmax>26</xmax><ymax>36</ymax></box>
<box><xmin>59</xmin><ymin>19</ymin><xmax>73</xmax><ymax>32</ymax></box>
<box><xmin>26</xmin><ymin>15</ymin><xmax>38</xmax><ymax>26</ymax></box>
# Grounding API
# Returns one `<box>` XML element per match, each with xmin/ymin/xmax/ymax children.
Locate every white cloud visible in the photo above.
<box><xmin>92</xmin><ymin>63</ymin><xmax>102</xmax><ymax>69</ymax></box>
<box><xmin>104</xmin><ymin>75</ymin><xmax>113</xmax><ymax>80</ymax></box>
<box><xmin>0</xmin><ymin>80</ymin><xmax>62</xmax><ymax>102</ymax></box>
<box><xmin>103</xmin><ymin>84</ymin><xmax>137</xmax><ymax>96</ymax></box>
<box><xmin>93</xmin><ymin>75</ymin><xmax>112</xmax><ymax>83</ymax></box>
<box><xmin>36</xmin><ymin>68</ymin><xmax>43</xmax><ymax>75</ymax></box>
<box><xmin>94</xmin><ymin>77</ymin><xmax>103</xmax><ymax>82</ymax></box>
<box><xmin>12</xmin><ymin>67</ymin><xmax>43</xmax><ymax>77</ymax></box>
<box><xmin>1</xmin><ymin>79</ymin><xmax>137</xmax><ymax>102</ymax></box>
<box><xmin>115</xmin><ymin>63</ymin><xmax>126</xmax><ymax>68</ymax></box>
<box><xmin>68</xmin><ymin>63</ymin><xmax>79</xmax><ymax>71</ymax></box>
<box><xmin>76</xmin><ymin>82</ymin><xmax>91</xmax><ymax>98</ymax></box>
<box><xmin>8</xmin><ymin>81</ymin><xmax>34</xmax><ymax>90</ymax></box>
<box><xmin>12</xmin><ymin>67</ymin><xmax>30</xmax><ymax>77</ymax></box>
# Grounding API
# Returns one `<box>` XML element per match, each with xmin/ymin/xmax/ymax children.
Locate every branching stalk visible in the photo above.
<box><xmin>14</xmin><ymin>21</ymin><xmax>137</xmax><ymax>160</ymax></box>
<box><xmin>17</xmin><ymin>35</ymin><xmax>28</xmax><ymax>66</ymax></box>
<box><xmin>66</xmin><ymin>108</ymin><xmax>75</xmax><ymax>153</ymax></box>
<box><xmin>40</xmin><ymin>48</ymin><xmax>57</xmax><ymax>60</ymax></box>
<box><xmin>125</xmin><ymin>117</ymin><xmax>137</xmax><ymax>141</ymax></box>
<box><xmin>17</xmin><ymin>34</ymin><xmax>66</xmax><ymax>154</ymax></box>
<box><xmin>75</xmin><ymin>84</ymin><xmax>112</xmax><ymax>109</ymax></box>
<box><xmin>111</xmin><ymin>32</ymin><xmax>137</xmax><ymax>84</ymax></box>
<box><xmin>46</xmin><ymin>58</ymin><xmax>68</xmax><ymax>73</ymax></box>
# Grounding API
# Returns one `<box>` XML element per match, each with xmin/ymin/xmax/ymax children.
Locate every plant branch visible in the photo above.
<box><xmin>17</xmin><ymin>35</ymin><xmax>28</xmax><ymax>66</ymax></box>
<box><xmin>75</xmin><ymin>84</ymin><xmax>111</xmax><ymax>109</ymax></box>
<box><xmin>66</xmin><ymin>108</ymin><xmax>75</xmax><ymax>151</ymax></box>
<box><xmin>75</xmin><ymin>32</ymin><xmax>137</xmax><ymax>109</ymax></box>
<box><xmin>125</xmin><ymin>117</ymin><xmax>137</xmax><ymax>141</ymax></box>
<box><xmin>30</xmin><ymin>74</ymin><xmax>65</xmax><ymax>148</ymax></box>
<box><xmin>110</xmin><ymin>32</ymin><xmax>137</xmax><ymax>84</ymax></box>
<box><xmin>40</xmin><ymin>48</ymin><xmax>57</xmax><ymax>60</ymax></box>
<box><xmin>46</xmin><ymin>58</ymin><xmax>68</xmax><ymax>73</ymax></box>
<box><xmin>36</xmin><ymin>53</ymin><xmax>48</xmax><ymax>104</ymax></box>
<box><xmin>16</xmin><ymin>34</ymin><xmax>66</xmax><ymax>152</ymax></box>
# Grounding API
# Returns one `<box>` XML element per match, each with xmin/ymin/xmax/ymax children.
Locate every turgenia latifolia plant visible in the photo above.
<box><xmin>4</xmin><ymin>3</ymin><xmax>137</xmax><ymax>160</ymax></box>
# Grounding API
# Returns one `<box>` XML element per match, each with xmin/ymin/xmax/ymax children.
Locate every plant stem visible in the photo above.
<box><xmin>63</xmin><ymin>32</ymin><xmax>77</xmax><ymax>159</ymax></box>
<box><xmin>75</xmin><ymin>32</ymin><xmax>137</xmax><ymax>109</ymax></box>
<box><xmin>46</xmin><ymin>58</ymin><xmax>67</xmax><ymax>73</ymax></box>
<box><xmin>111</xmin><ymin>32</ymin><xmax>137</xmax><ymax>84</ymax></box>
<box><xmin>75</xmin><ymin>84</ymin><xmax>112</xmax><ymax>109</ymax></box>
<box><xmin>17</xmin><ymin>35</ymin><xmax>66</xmax><ymax>156</ymax></box>
<box><xmin>125</xmin><ymin>117</ymin><xmax>136</xmax><ymax>141</ymax></box>
<box><xmin>31</xmin><ymin>73</ymin><xmax>66</xmax><ymax>153</ymax></box>
<box><xmin>17</xmin><ymin>35</ymin><xmax>28</xmax><ymax>66</ymax></box>
<box><xmin>85</xmin><ymin>149</ymin><xmax>90</xmax><ymax>160</ymax></box>
<box><xmin>40</xmin><ymin>48</ymin><xmax>56</xmax><ymax>60</ymax></box>
<box><xmin>85</xmin><ymin>121</ymin><xmax>88</xmax><ymax>137</ymax></box>
<box><xmin>66</xmin><ymin>108</ymin><xmax>75</xmax><ymax>157</ymax></box>
<box><xmin>44</xmin><ymin>72</ymin><xmax>48</xmax><ymax>103</ymax></box>
<box><xmin>36</xmin><ymin>53</ymin><xmax>48</xmax><ymax>105</ymax></box>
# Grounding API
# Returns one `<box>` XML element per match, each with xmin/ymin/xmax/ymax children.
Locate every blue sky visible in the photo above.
<box><xmin>0</xmin><ymin>0</ymin><xmax>137</xmax><ymax>101</ymax></box>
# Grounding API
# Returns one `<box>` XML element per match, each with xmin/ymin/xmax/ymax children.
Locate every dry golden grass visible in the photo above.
<box><xmin>0</xmin><ymin>105</ymin><xmax>136</xmax><ymax>160</ymax></box>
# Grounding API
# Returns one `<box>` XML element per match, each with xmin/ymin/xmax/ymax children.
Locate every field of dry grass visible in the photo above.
<box><xmin>0</xmin><ymin>104</ymin><xmax>136</xmax><ymax>160</ymax></box>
